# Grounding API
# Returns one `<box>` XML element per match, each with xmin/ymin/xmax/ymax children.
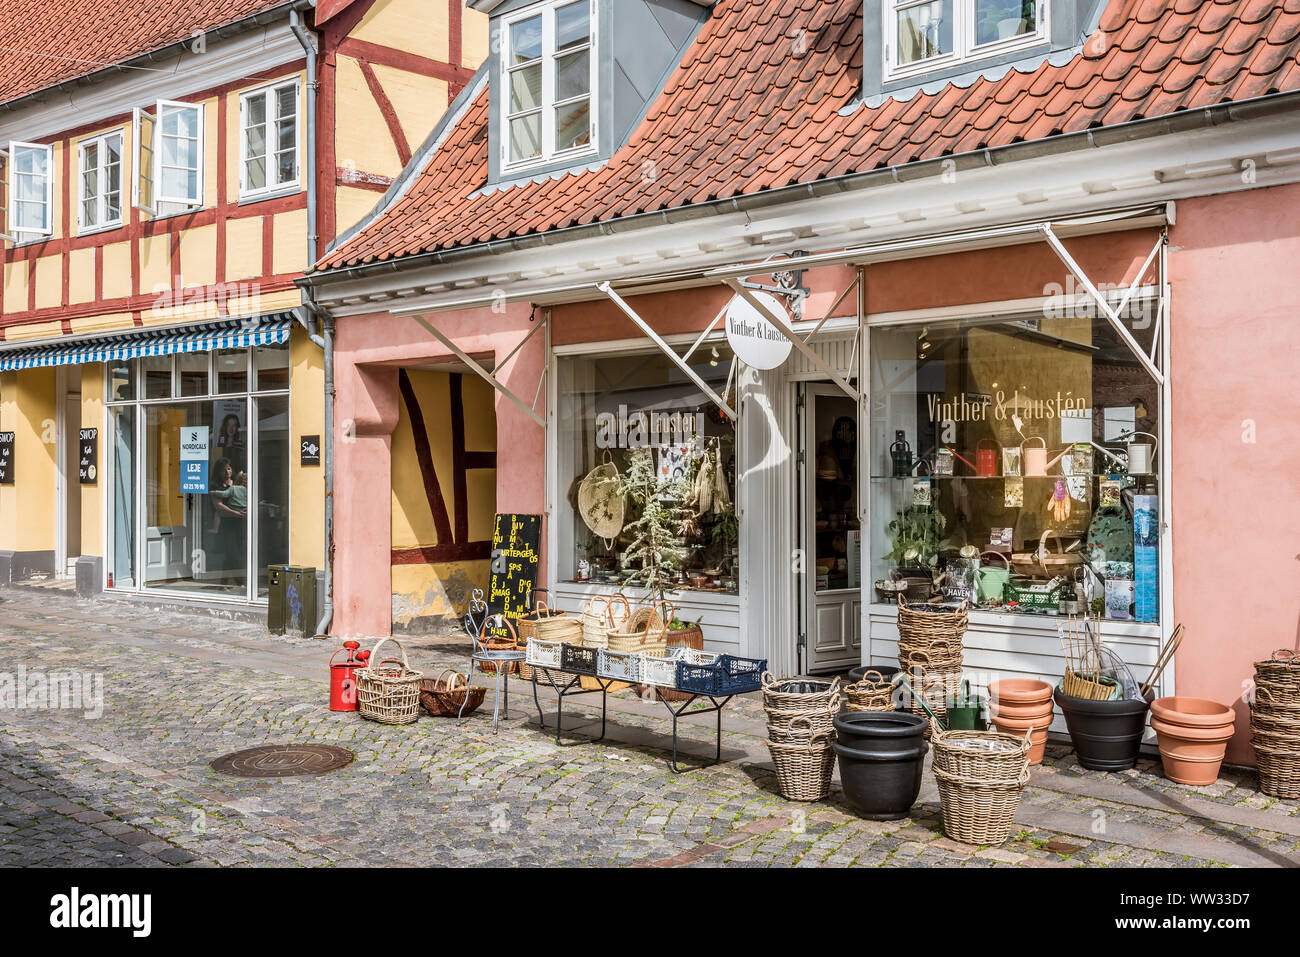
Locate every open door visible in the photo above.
<box><xmin>800</xmin><ymin>383</ymin><xmax>862</xmax><ymax>674</ymax></box>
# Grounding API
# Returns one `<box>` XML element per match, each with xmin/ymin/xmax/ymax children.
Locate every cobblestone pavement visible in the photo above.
<box><xmin>1</xmin><ymin>585</ymin><xmax>1297</xmax><ymax>868</ymax></box>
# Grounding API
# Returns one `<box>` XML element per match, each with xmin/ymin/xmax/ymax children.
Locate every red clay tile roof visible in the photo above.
<box><xmin>0</xmin><ymin>0</ymin><xmax>287</xmax><ymax>105</ymax></box>
<box><xmin>318</xmin><ymin>0</ymin><xmax>1300</xmax><ymax>272</ymax></box>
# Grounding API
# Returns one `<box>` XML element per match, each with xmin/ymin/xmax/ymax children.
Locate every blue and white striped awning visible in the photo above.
<box><xmin>0</xmin><ymin>313</ymin><xmax>297</xmax><ymax>372</ymax></box>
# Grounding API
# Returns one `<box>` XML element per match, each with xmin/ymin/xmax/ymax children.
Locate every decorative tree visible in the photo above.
<box><xmin>618</xmin><ymin>448</ymin><xmax>688</xmax><ymax>603</ymax></box>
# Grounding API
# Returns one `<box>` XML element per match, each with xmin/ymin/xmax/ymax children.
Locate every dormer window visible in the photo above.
<box><xmin>885</xmin><ymin>1</ymin><xmax>1048</xmax><ymax>81</ymax></box>
<box><xmin>501</xmin><ymin>0</ymin><xmax>596</xmax><ymax>171</ymax></box>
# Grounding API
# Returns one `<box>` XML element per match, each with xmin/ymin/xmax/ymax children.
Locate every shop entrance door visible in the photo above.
<box><xmin>799</xmin><ymin>384</ymin><xmax>862</xmax><ymax>674</ymax></box>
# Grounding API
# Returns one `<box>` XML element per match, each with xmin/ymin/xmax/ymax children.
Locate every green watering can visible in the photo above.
<box><xmin>946</xmin><ymin>680</ymin><xmax>988</xmax><ymax>731</ymax></box>
<box><xmin>975</xmin><ymin>551</ymin><xmax>1010</xmax><ymax>605</ymax></box>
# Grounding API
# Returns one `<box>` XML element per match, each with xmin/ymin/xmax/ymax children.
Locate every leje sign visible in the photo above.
<box><xmin>78</xmin><ymin>428</ymin><xmax>98</xmax><ymax>484</ymax></box>
<box><xmin>725</xmin><ymin>291</ymin><xmax>793</xmax><ymax>370</ymax></box>
<box><xmin>179</xmin><ymin>426</ymin><xmax>209</xmax><ymax>494</ymax></box>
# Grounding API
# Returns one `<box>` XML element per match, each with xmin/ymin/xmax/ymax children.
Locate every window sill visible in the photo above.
<box><xmin>882</xmin><ymin>39</ymin><xmax>1052</xmax><ymax>91</ymax></box>
<box><xmin>76</xmin><ymin>221</ymin><xmax>125</xmax><ymax>239</ymax></box>
<box><xmin>868</xmin><ymin>601</ymin><xmax>1161</xmax><ymax>639</ymax></box>
<box><xmin>237</xmin><ymin>185</ymin><xmax>302</xmax><ymax>207</ymax></box>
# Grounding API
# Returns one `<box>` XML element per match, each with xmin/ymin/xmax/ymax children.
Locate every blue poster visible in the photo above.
<box><xmin>179</xmin><ymin>426</ymin><xmax>209</xmax><ymax>494</ymax></box>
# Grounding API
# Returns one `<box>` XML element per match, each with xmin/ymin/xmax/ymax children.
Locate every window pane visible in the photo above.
<box><xmin>167</xmin><ymin>106</ymin><xmax>198</xmax><ymax>138</ymax></box>
<box><xmin>975</xmin><ymin>0</ymin><xmax>1038</xmax><ymax>45</ymax></box>
<box><xmin>510</xmin><ymin>63</ymin><xmax>543</xmax><ymax>113</ymax></box>
<box><xmin>246</xmin><ymin>156</ymin><xmax>266</xmax><ymax>192</ymax></box>
<box><xmin>509</xmin><ymin>113</ymin><xmax>542</xmax><ymax>162</ymax></box>
<box><xmin>83</xmin><ymin>142</ymin><xmax>99</xmax><ymax>173</ymax></box>
<box><xmin>107</xmin><ymin>136</ymin><xmax>121</xmax><ymax>164</ymax></box>
<box><xmin>254</xmin><ymin>341</ymin><xmax>290</xmax><ymax>390</ymax></box>
<box><xmin>510</xmin><ymin>15</ymin><xmax>542</xmax><ymax>64</ymax></box>
<box><xmin>179</xmin><ymin>352</ymin><xmax>209</xmax><ymax>397</ymax></box>
<box><xmin>276</xmin><ymin>150</ymin><xmax>296</xmax><ymax>185</ymax></box>
<box><xmin>555</xmin><ymin>0</ymin><xmax>590</xmax><ymax>51</ymax></box>
<box><xmin>16</xmin><ymin>147</ymin><xmax>46</xmax><ymax>176</ymax></box>
<box><xmin>247</xmin><ymin>94</ymin><xmax>267</xmax><ymax>128</ymax></box>
<box><xmin>16</xmin><ymin>172</ymin><xmax>43</xmax><ymax>202</ymax></box>
<box><xmin>246</xmin><ymin>122</ymin><xmax>267</xmax><ymax>158</ymax></box>
<box><xmin>161</xmin><ymin>167</ymin><xmax>195</xmax><ymax>199</ymax></box>
<box><xmin>142</xmin><ymin>355</ymin><xmax>172</xmax><ymax>398</ymax></box>
<box><xmin>868</xmin><ymin>309</ymin><xmax>1162</xmax><ymax>624</ymax></box>
<box><xmin>555</xmin><ymin>49</ymin><xmax>589</xmax><ymax>101</ymax></box>
<box><xmin>255</xmin><ymin>394</ymin><xmax>291</xmax><ymax>597</ymax></box>
<box><xmin>276</xmin><ymin>85</ymin><xmax>296</xmax><ymax>119</ymax></box>
<box><xmin>215</xmin><ymin>349</ymin><xmax>248</xmax><ymax>394</ymax></box>
<box><xmin>277</xmin><ymin>116</ymin><xmax>296</xmax><ymax>153</ymax></box>
<box><xmin>82</xmin><ymin>198</ymin><xmax>98</xmax><ymax>227</ymax></box>
<box><xmin>109</xmin><ymin>359</ymin><xmax>135</xmax><ymax>402</ymax></box>
<box><xmin>896</xmin><ymin>0</ymin><xmax>953</xmax><ymax>65</ymax></box>
<box><xmin>106</xmin><ymin>161</ymin><xmax>121</xmax><ymax>221</ymax></box>
<box><xmin>110</xmin><ymin>405</ymin><xmax>136</xmax><ymax>588</ymax></box>
<box><xmin>555</xmin><ymin>99</ymin><xmax>591</xmax><ymax>151</ymax></box>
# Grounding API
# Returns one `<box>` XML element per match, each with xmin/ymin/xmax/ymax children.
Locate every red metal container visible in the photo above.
<box><xmin>329</xmin><ymin>641</ymin><xmax>370</xmax><ymax>712</ymax></box>
<box><xmin>976</xmin><ymin>440</ymin><xmax>998</xmax><ymax>477</ymax></box>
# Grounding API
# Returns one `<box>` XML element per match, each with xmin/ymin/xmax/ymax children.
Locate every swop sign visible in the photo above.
<box><xmin>725</xmin><ymin>291</ymin><xmax>792</xmax><ymax>370</ymax></box>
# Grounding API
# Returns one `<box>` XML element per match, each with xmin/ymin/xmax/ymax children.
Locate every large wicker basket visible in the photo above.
<box><xmin>934</xmin><ymin>764</ymin><xmax>1032</xmax><ymax>845</ymax></box>
<box><xmin>420</xmin><ymin>669</ymin><xmax>486</xmax><ymax>718</ymax></box>
<box><xmin>1250</xmin><ymin>651</ymin><xmax>1300</xmax><ymax>798</ymax></box>
<box><xmin>581</xmin><ymin>594</ymin><xmax>630</xmax><ymax>650</ymax></box>
<box><xmin>766</xmin><ymin>715</ymin><xmax>836</xmax><ymax>802</ymax></box>
<box><xmin>357</xmin><ymin>637</ymin><xmax>424</xmax><ymax>725</ymax></box>
<box><xmin>607</xmin><ymin>600</ymin><xmax>671</xmax><ymax>655</ymax></box>
<box><xmin>845</xmin><ymin>670</ymin><xmax>896</xmax><ymax>712</ymax></box>
<box><xmin>517</xmin><ymin>599</ymin><xmax>566</xmax><ymax>680</ymax></box>
<box><xmin>896</xmin><ymin>596</ymin><xmax>969</xmax><ymax>655</ymax></box>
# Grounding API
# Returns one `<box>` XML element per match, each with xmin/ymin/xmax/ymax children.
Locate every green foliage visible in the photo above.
<box><xmin>885</xmin><ymin>506</ymin><xmax>949</xmax><ymax>569</ymax></box>
<box><xmin>618</xmin><ymin>449</ymin><xmax>688</xmax><ymax>603</ymax></box>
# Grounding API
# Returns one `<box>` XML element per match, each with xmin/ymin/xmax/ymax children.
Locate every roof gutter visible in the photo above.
<box><xmin>300</xmin><ymin>87</ymin><xmax>1300</xmax><ymax>289</ymax></box>
<box><xmin>0</xmin><ymin>0</ymin><xmax>312</xmax><ymax>114</ymax></box>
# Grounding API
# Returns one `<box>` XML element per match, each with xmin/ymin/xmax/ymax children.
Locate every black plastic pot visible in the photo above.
<box><xmin>847</xmin><ymin>664</ymin><xmax>900</xmax><ymax>685</ymax></box>
<box><xmin>1053</xmin><ymin>686</ymin><xmax>1153</xmax><ymax>771</ymax></box>
<box><xmin>831</xmin><ymin>711</ymin><xmax>928</xmax><ymax>820</ymax></box>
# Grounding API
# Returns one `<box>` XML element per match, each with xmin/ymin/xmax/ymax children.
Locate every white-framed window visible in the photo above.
<box><xmin>501</xmin><ymin>0</ymin><xmax>596</xmax><ymax>171</ymax></box>
<box><xmin>239</xmin><ymin>79</ymin><xmax>299</xmax><ymax>198</ymax></box>
<box><xmin>884</xmin><ymin>0</ymin><xmax>1049</xmax><ymax>81</ymax></box>
<box><xmin>78</xmin><ymin>130</ymin><xmax>124</xmax><ymax>232</ymax></box>
<box><xmin>133</xmin><ymin>100</ymin><xmax>203</xmax><ymax>214</ymax></box>
<box><xmin>4</xmin><ymin>141</ymin><xmax>54</xmax><ymax>240</ymax></box>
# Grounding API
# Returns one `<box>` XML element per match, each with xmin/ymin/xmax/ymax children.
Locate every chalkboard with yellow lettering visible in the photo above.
<box><xmin>487</xmin><ymin>513</ymin><xmax>542</xmax><ymax>639</ymax></box>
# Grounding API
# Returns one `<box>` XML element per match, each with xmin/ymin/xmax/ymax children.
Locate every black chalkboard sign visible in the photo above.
<box><xmin>79</xmin><ymin>428</ymin><xmax>98</xmax><ymax>484</ymax></box>
<box><xmin>0</xmin><ymin>432</ymin><xmax>13</xmax><ymax>485</ymax></box>
<box><xmin>300</xmin><ymin>434</ymin><xmax>321</xmax><ymax>467</ymax></box>
<box><xmin>486</xmin><ymin>513</ymin><xmax>542</xmax><ymax>639</ymax></box>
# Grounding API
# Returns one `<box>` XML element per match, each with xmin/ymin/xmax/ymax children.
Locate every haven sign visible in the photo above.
<box><xmin>725</xmin><ymin>291</ymin><xmax>792</xmax><ymax>370</ymax></box>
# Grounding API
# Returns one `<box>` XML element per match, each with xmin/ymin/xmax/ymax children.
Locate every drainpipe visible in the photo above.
<box><xmin>290</xmin><ymin>6</ymin><xmax>334</xmax><ymax>637</ymax></box>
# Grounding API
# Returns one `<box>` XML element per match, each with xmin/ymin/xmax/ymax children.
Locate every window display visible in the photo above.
<box><xmin>869</xmin><ymin>310</ymin><xmax>1161</xmax><ymax>622</ymax></box>
<box><xmin>558</xmin><ymin>347</ymin><xmax>738</xmax><ymax>595</ymax></box>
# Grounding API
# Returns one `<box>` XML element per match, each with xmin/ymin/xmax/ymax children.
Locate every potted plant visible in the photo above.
<box><xmin>886</xmin><ymin>506</ymin><xmax>949</xmax><ymax>601</ymax></box>
<box><xmin>617</xmin><ymin>448</ymin><xmax>688</xmax><ymax>606</ymax></box>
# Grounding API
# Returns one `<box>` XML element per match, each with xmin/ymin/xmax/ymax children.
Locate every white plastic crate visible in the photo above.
<box><xmin>641</xmin><ymin>648</ymin><xmax>717</xmax><ymax>687</ymax></box>
<box><xmin>526</xmin><ymin>637</ymin><xmax>564</xmax><ymax>669</ymax></box>
<box><xmin>596</xmin><ymin>648</ymin><xmax>641</xmax><ymax>682</ymax></box>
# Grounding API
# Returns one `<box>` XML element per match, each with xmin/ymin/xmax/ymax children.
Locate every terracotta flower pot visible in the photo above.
<box><xmin>989</xmin><ymin>679</ymin><xmax>1054</xmax><ymax>765</ymax></box>
<box><xmin>1150</xmin><ymin>696</ymin><xmax>1235</xmax><ymax>786</ymax></box>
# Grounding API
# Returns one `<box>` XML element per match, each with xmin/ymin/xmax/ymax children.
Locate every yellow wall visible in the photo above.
<box><xmin>79</xmin><ymin>364</ymin><xmax>104</xmax><ymax>556</ymax></box>
<box><xmin>180</xmin><ymin>224</ymin><xmax>218</xmax><ymax>289</ymax></box>
<box><xmin>101</xmin><ymin>242</ymin><xmax>132</xmax><ymax>299</ymax></box>
<box><xmin>272</xmin><ymin>208</ymin><xmax>308</xmax><ymax>275</ymax></box>
<box><xmin>69</xmin><ymin>248</ymin><xmax>96</xmax><ymax>304</ymax></box>
<box><xmin>353</xmin><ymin>0</ymin><xmax>449</xmax><ymax>60</ymax></box>
<box><xmin>369</xmin><ymin>63</ymin><xmax>448</xmax><ymax>156</ymax></box>
<box><xmin>289</xmin><ymin>325</ymin><xmax>324</xmax><ymax>568</ymax></box>
<box><xmin>4</xmin><ymin>258</ymin><xmax>28</xmax><ymax>313</ymax></box>
<box><xmin>34</xmin><ymin>256</ymin><xmax>61</xmax><ymax>310</ymax></box>
<box><xmin>224</xmin><ymin>216</ymin><xmax>263</xmax><ymax>282</ymax></box>
<box><xmin>0</xmin><ymin>368</ymin><xmax>57</xmax><ymax>552</ymax></box>
<box><xmin>335</xmin><ymin>56</ymin><xmax>404</xmax><ymax>177</ymax></box>
<box><xmin>463</xmin><ymin>7</ymin><xmax>489</xmax><ymax>70</ymax></box>
<box><xmin>390</xmin><ymin>369</ymin><xmax>496</xmax><ymax>624</ymax></box>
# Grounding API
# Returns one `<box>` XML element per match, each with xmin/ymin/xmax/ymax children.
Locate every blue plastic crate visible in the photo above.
<box><xmin>674</xmin><ymin>654</ymin><xmax>767</xmax><ymax>696</ymax></box>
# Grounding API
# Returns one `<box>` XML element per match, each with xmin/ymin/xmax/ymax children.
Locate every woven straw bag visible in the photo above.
<box><xmin>581</xmin><ymin>594</ymin><xmax>629</xmax><ymax>650</ymax></box>
<box><xmin>578</xmin><ymin>452</ymin><xmax>625</xmax><ymax>544</ymax></box>
<box><xmin>357</xmin><ymin>638</ymin><xmax>423</xmax><ymax>725</ymax></box>
<box><xmin>767</xmin><ymin>715</ymin><xmax>836</xmax><ymax>802</ymax></box>
<box><xmin>607</xmin><ymin>599</ymin><xmax>672</xmax><ymax>655</ymax></box>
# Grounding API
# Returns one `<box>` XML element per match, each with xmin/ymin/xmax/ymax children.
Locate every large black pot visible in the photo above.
<box><xmin>847</xmin><ymin>664</ymin><xmax>900</xmax><ymax>685</ymax></box>
<box><xmin>832</xmin><ymin>711</ymin><xmax>928</xmax><ymax>820</ymax></box>
<box><xmin>1053</xmin><ymin>687</ymin><xmax>1153</xmax><ymax>771</ymax></box>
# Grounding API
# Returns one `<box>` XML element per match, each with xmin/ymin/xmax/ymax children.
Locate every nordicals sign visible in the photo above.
<box><xmin>596</xmin><ymin>405</ymin><xmax>703</xmax><ymax>449</ymax></box>
<box><xmin>50</xmin><ymin>888</ymin><xmax>151</xmax><ymax>937</ymax></box>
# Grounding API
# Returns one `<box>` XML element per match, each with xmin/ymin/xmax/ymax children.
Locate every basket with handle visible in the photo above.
<box><xmin>581</xmin><ymin>594</ymin><xmax>630</xmax><ymax>650</ymax></box>
<box><xmin>1036</xmin><ymin>528</ymin><xmax>1083</xmax><ymax>577</ymax></box>
<box><xmin>845</xmin><ymin>670</ymin><xmax>897</xmax><ymax>712</ymax></box>
<box><xmin>769</xmin><ymin>692</ymin><xmax>841</xmax><ymax>742</ymax></box>
<box><xmin>477</xmin><ymin>616</ymin><xmax>521</xmax><ymax>676</ymax></box>
<box><xmin>766</xmin><ymin>715</ymin><xmax>836</xmax><ymax>802</ymax></box>
<box><xmin>357</xmin><ymin>637</ymin><xmax>424</xmax><ymax>725</ymax></box>
<box><xmin>931</xmin><ymin>724</ymin><xmax>1032</xmax><ymax>782</ymax></box>
<box><xmin>761</xmin><ymin>672</ymin><xmax>841</xmax><ymax>712</ymax></box>
<box><xmin>607</xmin><ymin>599</ymin><xmax>672</xmax><ymax>655</ymax></box>
<box><xmin>419</xmin><ymin>669</ymin><xmax>486</xmax><ymax>718</ymax></box>
<box><xmin>933</xmin><ymin>760</ymin><xmax>1032</xmax><ymax>845</ymax></box>
<box><xmin>517</xmin><ymin>594</ymin><xmax>565</xmax><ymax>680</ymax></box>
<box><xmin>896</xmin><ymin>595</ymin><xmax>968</xmax><ymax>654</ymax></box>
<box><xmin>1254</xmin><ymin>649</ymin><xmax>1300</xmax><ymax>700</ymax></box>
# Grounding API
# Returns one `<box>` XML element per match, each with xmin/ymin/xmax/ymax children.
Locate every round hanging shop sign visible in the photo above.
<box><xmin>724</xmin><ymin>291</ymin><xmax>793</xmax><ymax>370</ymax></box>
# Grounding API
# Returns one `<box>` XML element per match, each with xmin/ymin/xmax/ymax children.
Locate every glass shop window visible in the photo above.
<box><xmin>869</xmin><ymin>308</ymin><xmax>1161</xmax><ymax>623</ymax></box>
<box><xmin>557</xmin><ymin>346</ymin><xmax>739</xmax><ymax>596</ymax></box>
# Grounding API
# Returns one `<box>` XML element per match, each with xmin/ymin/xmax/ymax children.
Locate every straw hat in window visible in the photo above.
<box><xmin>578</xmin><ymin>452</ymin><xmax>625</xmax><ymax>546</ymax></box>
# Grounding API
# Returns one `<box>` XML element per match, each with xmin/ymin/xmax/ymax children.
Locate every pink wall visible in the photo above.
<box><xmin>333</xmin><ymin>302</ymin><xmax>546</xmax><ymax>637</ymax></box>
<box><xmin>1167</xmin><ymin>184</ymin><xmax>1300</xmax><ymax>762</ymax></box>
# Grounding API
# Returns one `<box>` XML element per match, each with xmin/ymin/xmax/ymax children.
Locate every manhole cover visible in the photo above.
<box><xmin>210</xmin><ymin>745</ymin><xmax>355</xmax><ymax>778</ymax></box>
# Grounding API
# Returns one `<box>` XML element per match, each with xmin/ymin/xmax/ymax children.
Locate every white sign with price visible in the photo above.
<box><xmin>724</xmin><ymin>291</ymin><xmax>793</xmax><ymax>370</ymax></box>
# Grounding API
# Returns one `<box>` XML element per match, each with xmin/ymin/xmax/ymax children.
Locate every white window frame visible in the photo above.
<box><xmin>154</xmin><ymin>100</ymin><xmax>204</xmax><ymax>208</ymax></box>
<box><xmin>77</xmin><ymin>130</ymin><xmax>125</xmax><ymax>234</ymax></box>
<box><xmin>5</xmin><ymin>141</ymin><xmax>55</xmax><ymax>241</ymax></box>
<box><xmin>500</xmin><ymin>0</ymin><xmax>598</xmax><ymax>173</ymax></box>
<box><xmin>883</xmin><ymin>0</ymin><xmax>1050</xmax><ymax>83</ymax></box>
<box><xmin>238</xmin><ymin>79</ymin><xmax>301</xmax><ymax>200</ymax></box>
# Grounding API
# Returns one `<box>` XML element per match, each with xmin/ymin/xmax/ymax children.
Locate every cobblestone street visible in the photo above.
<box><xmin>1</xmin><ymin>585</ymin><xmax>1297</xmax><ymax>869</ymax></box>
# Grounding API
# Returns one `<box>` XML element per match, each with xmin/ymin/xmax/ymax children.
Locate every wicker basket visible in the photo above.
<box><xmin>1250</xmin><ymin>650</ymin><xmax>1300</xmax><ymax>798</ymax></box>
<box><xmin>420</xmin><ymin>669</ymin><xmax>486</xmax><ymax>718</ymax></box>
<box><xmin>845</xmin><ymin>671</ymin><xmax>896</xmax><ymax>712</ymax></box>
<box><xmin>769</xmin><ymin>694</ymin><xmax>840</xmax><ymax>742</ymax></box>
<box><xmin>899</xmin><ymin>653</ymin><xmax>964</xmax><ymax>731</ymax></box>
<box><xmin>932</xmin><ymin>725</ymin><xmax>1033</xmax><ymax>782</ymax></box>
<box><xmin>897</xmin><ymin>596</ymin><xmax>968</xmax><ymax>652</ymax></box>
<box><xmin>934</xmin><ymin>763</ymin><xmax>1032</xmax><ymax>845</ymax></box>
<box><xmin>357</xmin><ymin>637</ymin><xmax>424</xmax><ymax>725</ymax></box>
<box><xmin>607</xmin><ymin>600</ymin><xmax>672</xmax><ymax>655</ymax></box>
<box><xmin>762</xmin><ymin>672</ymin><xmax>841</xmax><ymax>712</ymax></box>
<box><xmin>517</xmin><ymin>600</ymin><xmax>568</xmax><ymax>680</ymax></box>
<box><xmin>766</xmin><ymin>716</ymin><xmax>836</xmax><ymax>802</ymax></box>
<box><xmin>1254</xmin><ymin>650</ymin><xmax>1300</xmax><ymax>699</ymax></box>
<box><xmin>1253</xmin><ymin>741</ymin><xmax>1300</xmax><ymax>799</ymax></box>
<box><xmin>581</xmin><ymin>594</ymin><xmax>630</xmax><ymax>650</ymax></box>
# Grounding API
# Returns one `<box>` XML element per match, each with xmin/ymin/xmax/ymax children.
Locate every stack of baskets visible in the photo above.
<box><xmin>896</xmin><ymin>597</ymin><xmax>968</xmax><ymax>734</ymax></box>
<box><xmin>844</xmin><ymin>669</ymin><xmax>897</xmax><ymax>712</ymax></box>
<box><xmin>931</xmin><ymin>724</ymin><xmax>1033</xmax><ymax>845</ymax></box>
<box><xmin>357</xmin><ymin>638</ymin><xmax>424</xmax><ymax>725</ymax></box>
<box><xmin>578</xmin><ymin>594</ymin><xmax>631</xmax><ymax>690</ymax></box>
<box><xmin>1251</xmin><ymin>649</ymin><xmax>1300</xmax><ymax>799</ymax></box>
<box><xmin>517</xmin><ymin>600</ymin><xmax>573</xmax><ymax>681</ymax></box>
<box><xmin>762</xmin><ymin>673</ymin><xmax>840</xmax><ymax>801</ymax></box>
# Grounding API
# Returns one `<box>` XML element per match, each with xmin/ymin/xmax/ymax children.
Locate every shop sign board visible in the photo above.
<box><xmin>179</xmin><ymin>426</ymin><xmax>209</xmax><ymax>494</ymax></box>
<box><xmin>0</xmin><ymin>432</ymin><xmax>13</xmax><ymax>484</ymax></box>
<box><xmin>300</xmin><ymin>435</ymin><xmax>321</xmax><ymax>467</ymax></box>
<box><xmin>79</xmin><ymin>428</ymin><xmax>98</xmax><ymax>484</ymax></box>
<box><xmin>725</xmin><ymin>291</ymin><xmax>792</xmax><ymax>370</ymax></box>
<box><xmin>487</xmin><ymin>513</ymin><xmax>542</xmax><ymax>639</ymax></box>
